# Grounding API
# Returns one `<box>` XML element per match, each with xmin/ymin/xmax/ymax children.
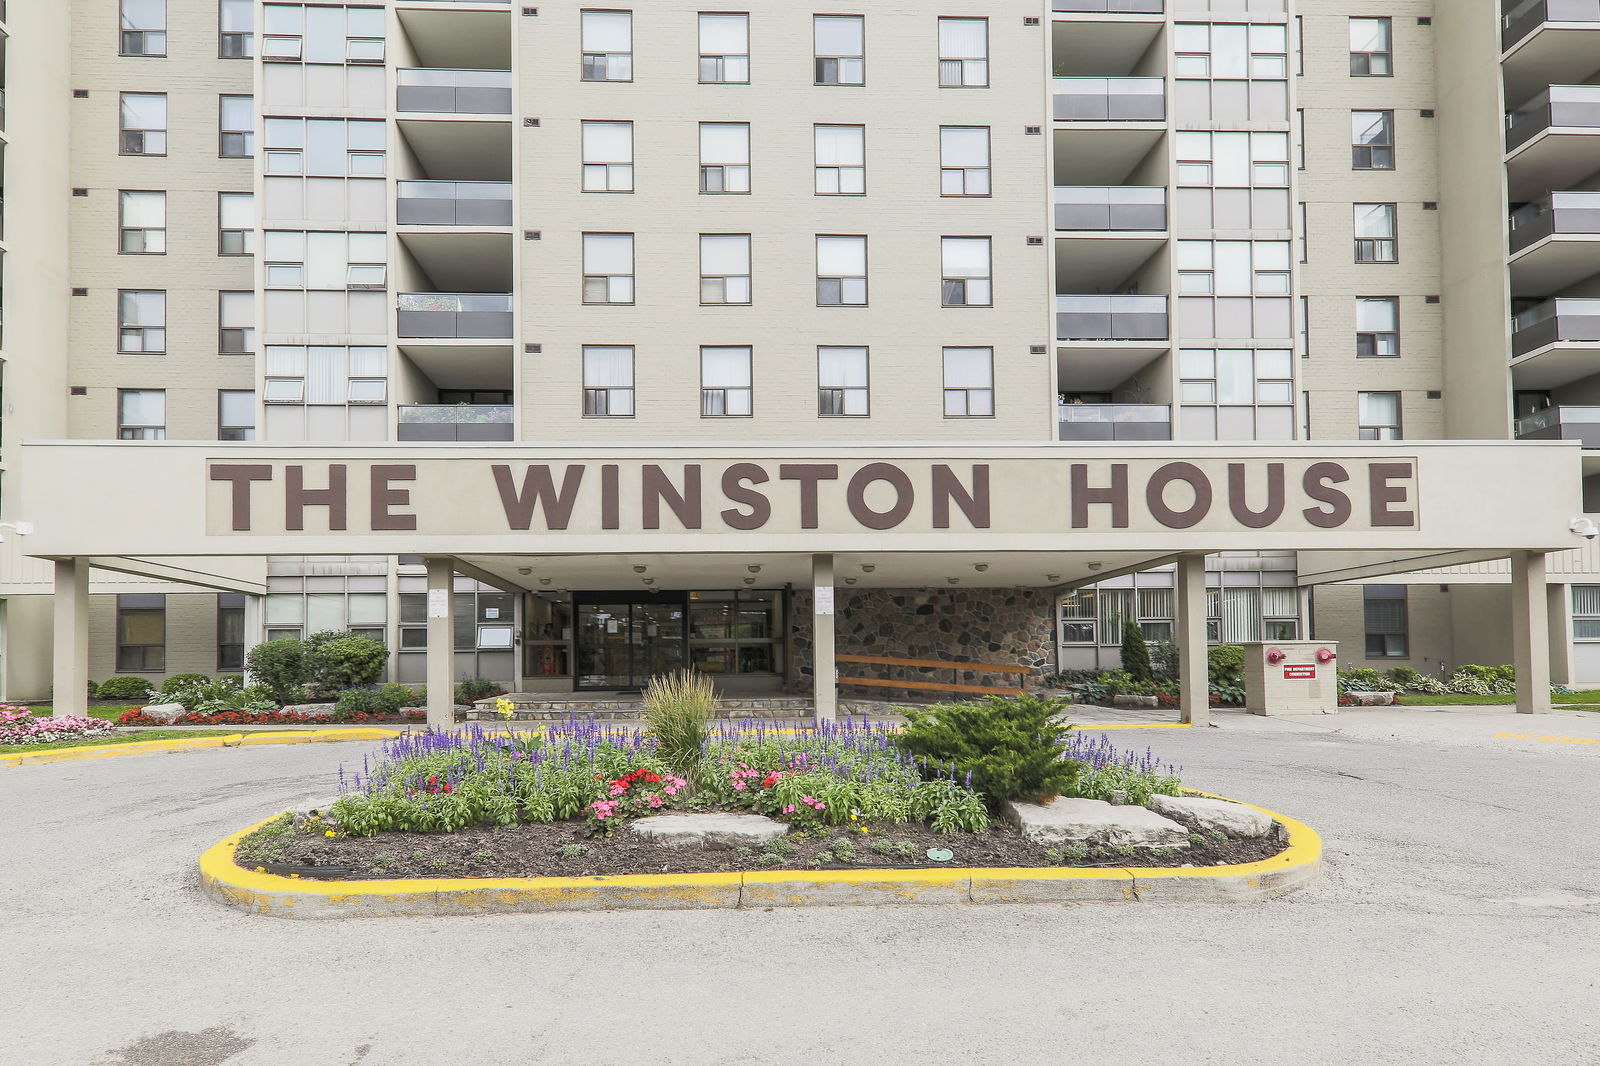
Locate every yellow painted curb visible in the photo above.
<box><xmin>198</xmin><ymin>791</ymin><xmax>1323</xmax><ymax>918</ymax></box>
<box><xmin>0</xmin><ymin>728</ymin><xmax>401</xmax><ymax>767</ymax></box>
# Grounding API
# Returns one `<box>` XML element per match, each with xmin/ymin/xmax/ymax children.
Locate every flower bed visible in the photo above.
<box><xmin>0</xmin><ymin>706</ymin><xmax>118</xmax><ymax>747</ymax></box>
<box><xmin>115</xmin><ymin>707</ymin><xmax>425</xmax><ymax>727</ymax></box>
<box><xmin>233</xmin><ymin>718</ymin><xmax>1285</xmax><ymax>879</ymax></box>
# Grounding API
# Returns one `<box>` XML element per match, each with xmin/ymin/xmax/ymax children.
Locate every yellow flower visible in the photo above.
<box><xmin>849</xmin><ymin>814</ymin><xmax>858</xmax><ymax>821</ymax></box>
<box><xmin>324</xmin><ymin>829</ymin><xmax>336</xmax><ymax>837</ymax></box>
<box><xmin>859</xmin><ymin>826</ymin><xmax>869</xmax><ymax>834</ymax></box>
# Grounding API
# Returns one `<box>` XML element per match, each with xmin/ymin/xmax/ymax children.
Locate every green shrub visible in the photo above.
<box><xmin>894</xmin><ymin>694</ymin><xmax>1078</xmax><ymax>809</ymax></box>
<box><xmin>1041</xmin><ymin>668</ymin><xmax>1103</xmax><ymax>689</ymax></box>
<box><xmin>159</xmin><ymin>673</ymin><xmax>212</xmax><ymax>696</ymax></box>
<box><xmin>335</xmin><ymin>683</ymin><xmax>416</xmax><ymax>719</ymax></box>
<box><xmin>454</xmin><ymin>677</ymin><xmax>506</xmax><ymax>704</ymax></box>
<box><xmin>1207</xmin><ymin>645</ymin><xmax>1244</xmax><ymax>689</ymax></box>
<box><xmin>1120</xmin><ymin>620</ymin><xmax>1153</xmax><ymax>683</ymax></box>
<box><xmin>305</xmin><ymin>633</ymin><xmax>388</xmax><ymax>697</ymax></box>
<box><xmin>97</xmin><ymin>676</ymin><xmax>154</xmax><ymax>701</ymax></box>
<box><xmin>1149</xmin><ymin>640</ymin><xmax>1179</xmax><ymax>683</ymax></box>
<box><xmin>247</xmin><ymin>639</ymin><xmax>311</xmax><ymax>705</ymax></box>
<box><xmin>86</xmin><ymin>680</ymin><xmax>99</xmax><ymax>699</ymax></box>
<box><xmin>1338</xmin><ymin>667</ymin><xmax>1404</xmax><ymax>694</ymax></box>
<box><xmin>642</xmin><ymin>669</ymin><xmax>714</xmax><ymax>791</ymax></box>
<box><xmin>1385</xmin><ymin>666</ymin><xmax>1448</xmax><ymax>695</ymax></box>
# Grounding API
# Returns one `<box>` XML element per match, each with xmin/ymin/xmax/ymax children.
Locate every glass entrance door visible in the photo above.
<box><xmin>574</xmin><ymin>594</ymin><xmax>687</xmax><ymax>690</ymax></box>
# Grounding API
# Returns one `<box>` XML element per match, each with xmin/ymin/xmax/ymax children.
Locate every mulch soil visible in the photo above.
<box><xmin>247</xmin><ymin>810</ymin><xmax>1287</xmax><ymax>881</ymax></box>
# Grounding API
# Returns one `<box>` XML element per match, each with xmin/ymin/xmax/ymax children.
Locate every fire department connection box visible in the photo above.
<box><xmin>1242</xmin><ymin>641</ymin><xmax>1339</xmax><ymax>716</ymax></box>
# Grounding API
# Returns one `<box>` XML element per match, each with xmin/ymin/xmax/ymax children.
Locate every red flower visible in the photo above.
<box><xmin>762</xmin><ymin>773</ymin><xmax>780</xmax><ymax>788</ymax></box>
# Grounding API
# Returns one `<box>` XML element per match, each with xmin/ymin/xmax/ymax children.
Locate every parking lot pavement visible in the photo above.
<box><xmin>5</xmin><ymin>712</ymin><xmax>1599</xmax><ymax>1066</ymax></box>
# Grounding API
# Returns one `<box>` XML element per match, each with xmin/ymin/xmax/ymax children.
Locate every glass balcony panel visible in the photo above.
<box><xmin>397</xmin><ymin>404</ymin><xmax>514</xmax><ymax>441</ymax></box>
<box><xmin>396</xmin><ymin>68</ymin><xmax>513</xmax><ymax>114</ymax></box>
<box><xmin>396</xmin><ymin>293</ymin><xmax>514</xmax><ymax>339</ymax></box>
<box><xmin>1506</xmin><ymin>85</ymin><xmax>1600</xmax><ymax>150</ymax></box>
<box><xmin>1056</xmin><ymin>295</ymin><xmax>1169</xmax><ymax>341</ymax></box>
<box><xmin>1057</xmin><ymin>403</ymin><xmax>1172</xmax><ymax>441</ymax></box>
<box><xmin>1509</xmin><ymin>191</ymin><xmax>1600</xmax><ymax>252</ymax></box>
<box><xmin>1053</xmin><ymin>0</ymin><xmax>1163</xmax><ymax>11</ymax></box>
<box><xmin>1511</xmin><ymin>298</ymin><xmax>1600</xmax><ymax>354</ymax></box>
<box><xmin>1052</xmin><ymin>77</ymin><xmax>1166</xmax><ymax>121</ymax></box>
<box><xmin>1055</xmin><ymin>186</ymin><xmax>1167</xmax><ymax>230</ymax></box>
<box><xmin>397</xmin><ymin>180</ymin><xmax>514</xmax><ymax>225</ymax></box>
<box><xmin>1503</xmin><ymin>0</ymin><xmax>1600</xmax><ymax>51</ymax></box>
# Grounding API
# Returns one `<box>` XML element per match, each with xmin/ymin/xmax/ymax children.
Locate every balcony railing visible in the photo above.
<box><xmin>1058</xmin><ymin>403</ymin><xmax>1171</xmax><ymax>441</ymax></box>
<box><xmin>396</xmin><ymin>293</ymin><xmax>513</xmax><ymax>339</ymax></box>
<box><xmin>1056</xmin><ymin>295</ymin><xmax>1169</xmax><ymax>342</ymax></box>
<box><xmin>1515</xmin><ymin>405</ymin><xmax>1600</xmax><ymax>447</ymax></box>
<box><xmin>1055</xmin><ymin>186</ymin><xmax>1166</xmax><ymax>231</ymax></box>
<box><xmin>398</xmin><ymin>404</ymin><xmax>515</xmax><ymax>442</ymax></box>
<box><xmin>1510</xmin><ymin>191</ymin><xmax>1600</xmax><ymax>253</ymax></box>
<box><xmin>397</xmin><ymin>180</ymin><xmax>513</xmax><ymax>226</ymax></box>
<box><xmin>1506</xmin><ymin>85</ymin><xmax>1600</xmax><ymax>151</ymax></box>
<box><xmin>1503</xmin><ymin>0</ymin><xmax>1600</xmax><ymax>51</ymax></box>
<box><xmin>1054</xmin><ymin>0</ymin><xmax>1163</xmax><ymax>11</ymax></box>
<box><xmin>1052</xmin><ymin>77</ymin><xmax>1165</xmax><ymax>122</ymax></box>
<box><xmin>1512</xmin><ymin>298</ymin><xmax>1600</xmax><ymax>355</ymax></box>
<box><xmin>397</xmin><ymin>68</ymin><xmax>513</xmax><ymax>114</ymax></box>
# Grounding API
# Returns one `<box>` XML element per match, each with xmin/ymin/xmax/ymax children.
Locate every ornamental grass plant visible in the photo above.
<box><xmin>641</xmin><ymin>669</ymin><xmax>715</xmax><ymax>792</ymax></box>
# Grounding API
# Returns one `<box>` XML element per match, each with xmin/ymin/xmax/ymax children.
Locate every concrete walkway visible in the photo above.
<box><xmin>5</xmin><ymin>711</ymin><xmax>1599</xmax><ymax>1065</ymax></box>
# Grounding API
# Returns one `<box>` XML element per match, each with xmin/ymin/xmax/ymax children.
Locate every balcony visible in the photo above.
<box><xmin>1505</xmin><ymin>86</ymin><xmax>1600</xmax><ymax>198</ymax></box>
<box><xmin>1503</xmin><ymin>0</ymin><xmax>1600</xmax><ymax>63</ymax></box>
<box><xmin>396</xmin><ymin>292</ymin><xmax>513</xmax><ymax>339</ymax></box>
<box><xmin>1510</xmin><ymin>299</ymin><xmax>1600</xmax><ymax>388</ymax></box>
<box><xmin>1516</xmin><ymin>405</ymin><xmax>1600</xmax><ymax>447</ymax></box>
<box><xmin>1055</xmin><ymin>186</ymin><xmax>1166</xmax><ymax>231</ymax></box>
<box><xmin>1054</xmin><ymin>0</ymin><xmax>1162</xmax><ymax>11</ymax></box>
<box><xmin>1056</xmin><ymin>295</ymin><xmax>1168</xmax><ymax>342</ymax></box>
<box><xmin>1052</xmin><ymin>78</ymin><xmax>1165</xmax><ymax>122</ymax></box>
<box><xmin>396</xmin><ymin>68</ymin><xmax>512</xmax><ymax>115</ymax></box>
<box><xmin>398</xmin><ymin>404</ymin><xmax>514</xmax><ymax>442</ymax></box>
<box><xmin>1509</xmin><ymin>192</ymin><xmax>1600</xmax><ymax>294</ymax></box>
<box><xmin>397</xmin><ymin>180</ymin><xmax>513</xmax><ymax>226</ymax></box>
<box><xmin>1058</xmin><ymin>403</ymin><xmax>1171</xmax><ymax>442</ymax></box>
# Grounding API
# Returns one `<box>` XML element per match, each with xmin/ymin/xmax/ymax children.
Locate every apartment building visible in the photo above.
<box><xmin>0</xmin><ymin>1</ymin><xmax>1590</xmax><ymax>710</ymax></box>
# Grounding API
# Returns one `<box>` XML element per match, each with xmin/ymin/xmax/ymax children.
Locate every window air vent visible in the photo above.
<box><xmin>1423</xmin><ymin>202</ymin><xmax>1438</xmax><ymax>210</ymax></box>
<box><xmin>524</xmin><ymin>230</ymin><xmax>541</xmax><ymax>240</ymax></box>
<box><xmin>72</xmin><ymin>188</ymin><xmax>89</xmax><ymax>197</ymax></box>
<box><xmin>522</xmin><ymin>6</ymin><xmax>538</xmax><ymax>14</ymax></box>
<box><xmin>1417</xmin><ymin>16</ymin><xmax>1432</xmax><ymax>25</ymax></box>
<box><xmin>1023</xmin><ymin>16</ymin><xmax>1040</xmax><ymax>26</ymax></box>
<box><xmin>525</xmin><ymin>343</ymin><xmax>541</xmax><ymax>354</ymax></box>
<box><xmin>1030</xmin><ymin>345</ymin><xmax>1047</xmax><ymax>355</ymax></box>
<box><xmin>70</xmin><ymin>386</ymin><xmax>88</xmax><ymax>396</ymax></box>
<box><xmin>1027</xmin><ymin>235</ymin><xmax>1043</xmax><ymax>246</ymax></box>
<box><xmin>1425</xmin><ymin>295</ymin><xmax>1441</xmax><ymax>304</ymax></box>
<box><xmin>524</xmin><ymin>117</ymin><xmax>540</xmax><ymax>127</ymax></box>
<box><xmin>73</xmin><ymin>89</ymin><xmax>89</xmax><ymax>98</ymax></box>
<box><xmin>1025</xmin><ymin>125</ymin><xmax>1042</xmax><ymax>136</ymax></box>
<box><xmin>71</xmin><ymin>287</ymin><xmax>88</xmax><ymax>296</ymax></box>
<box><xmin>1420</xmin><ymin>109</ymin><xmax>1435</xmax><ymax>118</ymax></box>
<box><xmin>1426</xmin><ymin>390</ymin><xmax>1442</xmax><ymax>399</ymax></box>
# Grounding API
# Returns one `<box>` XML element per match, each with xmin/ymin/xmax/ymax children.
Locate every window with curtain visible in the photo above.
<box><xmin>1138</xmin><ymin>587</ymin><xmax>1175</xmax><ymax>642</ymax></box>
<box><xmin>582</xmin><ymin>10</ymin><xmax>633</xmax><ymax>81</ymax></box>
<box><xmin>118</xmin><ymin>390</ymin><xmax>167</xmax><ymax>440</ymax></box>
<box><xmin>583</xmin><ymin>233</ymin><xmax>635</xmax><ymax>304</ymax></box>
<box><xmin>1262</xmin><ymin>586</ymin><xmax>1300</xmax><ymax>640</ymax></box>
<box><xmin>122</xmin><ymin>0</ymin><xmax>167</xmax><ymax>55</ymax></box>
<box><xmin>219</xmin><ymin>291</ymin><xmax>256</xmax><ymax>354</ymax></box>
<box><xmin>941</xmin><ymin>237</ymin><xmax>992</xmax><ymax>306</ymax></box>
<box><xmin>583</xmin><ymin>346</ymin><xmax>635</xmax><ymax>416</ymax></box>
<box><xmin>581</xmin><ymin>121</ymin><xmax>634</xmax><ymax>192</ymax></box>
<box><xmin>1358</xmin><ymin>391</ymin><xmax>1401</xmax><ymax>440</ymax></box>
<box><xmin>940</xmin><ymin>126</ymin><xmax>990</xmax><ymax>195</ymax></box>
<box><xmin>218</xmin><ymin>390</ymin><xmax>257</xmax><ymax>441</ymax></box>
<box><xmin>942</xmin><ymin>347</ymin><xmax>993</xmax><ymax>416</ymax></box>
<box><xmin>119</xmin><ymin>191</ymin><xmax>167</xmax><ymax>254</ymax></box>
<box><xmin>219</xmin><ymin>94</ymin><xmax>255</xmax><ymax>157</ymax></box>
<box><xmin>1096</xmin><ymin>588</ymin><xmax>1133</xmax><ymax>646</ymax></box>
<box><xmin>815</xmin><ymin>125</ymin><xmax>866</xmax><ymax>194</ymax></box>
<box><xmin>700</xmin><ymin>123</ymin><xmax>751</xmax><ymax>193</ymax></box>
<box><xmin>818</xmin><ymin>347</ymin><xmax>869</xmax><ymax>416</ymax></box>
<box><xmin>1354</xmin><ymin>203</ymin><xmax>1397</xmax><ymax>262</ymax></box>
<box><xmin>220</xmin><ymin>0</ymin><xmax>255</xmax><ymax>58</ymax></box>
<box><xmin>117</xmin><ymin>594</ymin><xmax>167</xmax><ymax>671</ymax></box>
<box><xmin>1573</xmin><ymin>586</ymin><xmax>1600</xmax><ymax>640</ymax></box>
<box><xmin>700</xmin><ymin>234</ymin><xmax>751</xmax><ymax>304</ymax></box>
<box><xmin>218</xmin><ymin>594</ymin><xmax>246</xmax><ymax>671</ymax></box>
<box><xmin>1352</xmin><ymin>110</ymin><xmax>1394</xmax><ymax>169</ymax></box>
<box><xmin>1220</xmin><ymin>588</ymin><xmax>1261</xmax><ymax>643</ymax></box>
<box><xmin>1356</xmin><ymin>297</ymin><xmax>1399</xmax><ymax>356</ymax></box>
<box><xmin>218</xmin><ymin>192</ymin><xmax>255</xmax><ymax>255</ymax></box>
<box><xmin>1061</xmin><ymin>589</ymin><xmax>1096</xmax><ymax>644</ymax></box>
<box><xmin>1349</xmin><ymin>17</ymin><xmax>1392</xmax><ymax>76</ymax></box>
<box><xmin>1363</xmin><ymin>585</ymin><xmax>1407</xmax><ymax>657</ymax></box>
<box><xmin>817</xmin><ymin>235</ymin><xmax>867</xmax><ymax>304</ymax></box>
<box><xmin>701</xmin><ymin>346</ymin><xmax>752</xmax><ymax>416</ymax></box>
<box><xmin>120</xmin><ymin>92</ymin><xmax>168</xmax><ymax>155</ymax></box>
<box><xmin>119</xmin><ymin>290</ymin><xmax>167</xmax><ymax>353</ymax></box>
<box><xmin>814</xmin><ymin>15</ymin><xmax>864</xmax><ymax>85</ymax></box>
<box><xmin>699</xmin><ymin>13</ymin><xmax>749</xmax><ymax>83</ymax></box>
<box><xmin>938</xmin><ymin>18</ymin><xmax>988</xmax><ymax>87</ymax></box>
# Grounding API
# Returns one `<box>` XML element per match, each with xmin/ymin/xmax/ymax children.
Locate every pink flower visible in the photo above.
<box><xmin>664</xmin><ymin>786</ymin><xmax>679</xmax><ymax>796</ymax></box>
<box><xmin>801</xmin><ymin>795</ymin><xmax>814</xmax><ymax>804</ymax></box>
<box><xmin>816</xmin><ymin>803</ymin><xmax>826</xmax><ymax>810</ymax></box>
<box><xmin>783</xmin><ymin>804</ymin><xmax>796</xmax><ymax>814</ymax></box>
<box><xmin>732</xmin><ymin>781</ymin><xmax>746</xmax><ymax>791</ymax></box>
<box><xmin>648</xmin><ymin>795</ymin><xmax>663</xmax><ymax>808</ymax></box>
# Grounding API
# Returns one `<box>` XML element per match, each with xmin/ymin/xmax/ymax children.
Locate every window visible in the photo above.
<box><xmin>1573</xmin><ymin>586</ymin><xmax>1600</xmax><ymax>641</ymax></box>
<box><xmin>699</xmin><ymin>13</ymin><xmax>749</xmax><ymax>83</ymax></box>
<box><xmin>121</xmin><ymin>0</ymin><xmax>166</xmax><ymax>56</ymax></box>
<box><xmin>263</xmin><ymin>231</ymin><xmax>386</xmax><ymax>289</ymax></box>
<box><xmin>1177</xmin><ymin>240</ymin><xmax>1292</xmax><ymax>295</ymax></box>
<box><xmin>940</xmin><ymin>126</ymin><xmax>990</xmax><ymax>196</ymax></box>
<box><xmin>220</xmin><ymin>95</ymin><xmax>255</xmax><ymax>157</ymax></box>
<box><xmin>689</xmin><ymin>590</ymin><xmax>784</xmax><ymax>675</ymax></box>
<box><xmin>581</xmin><ymin>121</ymin><xmax>633</xmax><ymax>193</ymax></box>
<box><xmin>1179</xmin><ymin>348</ymin><xmax>1296</xmax><ymax>441</ymax></box>
<box><xmin>1352</xmin><ymin>110</ymin><xmax>1394</xmax><ymax>169</ymax></box>
<box><xmin>217</xmin><ymin>594</ymin><xmax>246</xmax><ymax>671</ymax></box>
<box><xmin>814</xmin><ymin>15</ymin><xmax>864</xmax><ymax>85</ymax></box>
<box><xmin>1296</xmin><ymin>202</ymin><xmax>1307</xmax><ymax>263</ymax></box>
<box><xmin>818</xmin><ymin>347</ymin><xmax>868</xmax><ymax>416</ymax></box>
<box><xmin>817</xmin><ymin>235</ymin><xmax>867</xmax><ymax>305</ymax></box>
<box><xmin>941</xmin><ymin>237</ymin><xmax>992</xmax><ymax>306</ymax></box>
<box><xmin>218</xmin><ymin>192</ymin><xmax>255</xmax><ymax>255</ymax></box>
<box><xmin>264</xmin><ymin>345</ymin><xmax>387</xmax><ymax>404</ymax></box>
<box><xmin>1356</xmin><ymin>297</ymin><xmax>1399</xmax><ymax>356</ymax></box>
<box><xmin>582</xmin><ymin>10</ymin><xmax>633</xmax><ymax>81</ymax></box>
<box><xmin>700</xmin><ymin>234</ymin><xmax>751</xmax><ymax>304</ymax></box>
<box><xmin>267</xmin><ymin>586</ymin><xmax>388</xmax><ymax>643</ymax></box>
<box><xmin>943</xmin><ymin>347</ymin><xmax>993</xmax><ymax>416</ymax></box>
<box><xmin>117</xmin><ymin>594</ymin><xmax>166</xmax><ymax>672</ymax></box>
<box><xmin>814</xmin><ymin>125</ymin><xmax>865</xmax><ymax>195</ymax></box>
<box><xmin>937</xmin><ymin>18</ymin><xmax>987</xmax><ymax>87</ymax></box>
<box><xmin>583</xmin><ymin>346</ymin><xmax>635</xmax><ymax>416</ymax></box>
<box><xmin>263</xmin><ymin>117</ymin><xmax>384</xmax><ymax>175</ymax></box>
<box><xmin>120</xmin><ymin>92</ymin><xmax>167</xmax><ymax>155</ymax></box>
<box><xmin>118</xmin><ymin>291</ymin><xmax>166</xmax><ymax>353</ymax></box>
<box><xmin>1298</xmin><ymin>294</ymin><xmax>1309</xmax><ymax>357</ymax></box>
<box><xmin>262</xmin><ymin>4</ymin><xmax>385</xmax><ymax>63</ymax></box>
<box><xmin>700</xmin><ymin>122</ymin><xmax>751</xmax><ymax>193</ymax></box>
<box><xmin>119</xmin><ymin>191</ymin><xmax>166</xmax><ymax>254</ymax></box>
<box><xmin>220</xmin><ymin>0</ymin><xmax>254</xmax><ymax>57</ymax></box>
<box><xmin>219</xmin><ymin>291</ymin><xmax>256</xmax><ymax>354</ymax></box>
<box><xmin>218</xmin><ymin>390</ymin><xmax>257</xmax><ymax>441</ymax></box>
<box><xmin>1061</xmin><ymin>589</ymin><xmax>1096</xmax><ymax>644</ymax></box>
<box><xmin>1363</xmin><ymin>585</ymin><xmax>1408</xmax><ymax>657</ymax></box>
<box><xmin>118</xmin><ymin>389</ymin><xmax>166</xmax><ymax>440</ymax></box>
<box><xmin>1175</xmin><ymin>131</ymin><xmax>1291</xmax><ymax>188</ymax></box>
<box><xmin>1349</xmin><ymin>17</ymin><xmax>1392</xmax><ymax>76</ymax></box>
<box><xmin>701</xmin><ymin>346</ymin><xmax>752</xmax><ymax>416</ymax></box>
<box><xmin>583</xmin><ymin>233</ymin><xmax>635</xmax><ymax>304</ymax></box>
<box><xmin>1354</xmin><ymin>203</ymin><xmax>1397</xmax><ymax>262</ymax></box>
<box><xmin>1358</xmin><ymin>391</ymin><xmax>1401</xmax><ymax>440</ymax></box>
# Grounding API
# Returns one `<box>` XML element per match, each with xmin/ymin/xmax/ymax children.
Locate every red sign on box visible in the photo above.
<box><xmin>1283</xmin><ymin>664</ymin><xmax>1317</xmax><ymax>680</ymax></box>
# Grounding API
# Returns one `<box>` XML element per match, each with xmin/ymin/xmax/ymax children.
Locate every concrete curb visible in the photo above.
<box><xmin>198</xmin><ymin>792</ymin><xmax>1322</xmax><ymax>918</ymax></box>
<box><xmin>0</xmin><ymin>728</ymin><xmax>401</xmax><ymax>767</ymax></box>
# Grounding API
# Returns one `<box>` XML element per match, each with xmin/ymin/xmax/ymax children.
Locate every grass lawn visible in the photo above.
<box><xmin>1394</xmin><ymin>692</ymin><xmax>1600</xmax><ymax>707</ymax></box>
<box><xmin>0</xmin><ymin>729</ymin><xmax>250</xmax><ymax>754</ymax></box>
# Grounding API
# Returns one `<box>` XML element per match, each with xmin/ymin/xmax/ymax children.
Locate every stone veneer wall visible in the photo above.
<box><xmin>789</xmin><ymin>587</ymin><xmax>1058</xmax><ymax>695</ymax></box>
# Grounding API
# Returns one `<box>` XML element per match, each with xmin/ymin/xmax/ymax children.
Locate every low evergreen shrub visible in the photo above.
<box><xmin>894</xmin><ymin>694</ymin><xmax>1078</xmax><ymax>809</ymax></box>
<box><xmin>96</xmin><ymin>676</ymin><xmax>154</xmax><ymax>701</ymax></box>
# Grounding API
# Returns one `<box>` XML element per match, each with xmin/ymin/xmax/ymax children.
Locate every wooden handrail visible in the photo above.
<box><xmin>834</xmin><ymin>653</ymin><xmax>1030</xmax><ymax>675</ymax></box>
<box><xmin>837</xmin><ymin>676</ymin><xmax>1023</xmax><ymax>697</ymax></box>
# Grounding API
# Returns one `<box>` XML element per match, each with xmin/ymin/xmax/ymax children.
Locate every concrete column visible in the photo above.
<box><xmin>811</xmin><ymin>553</ymin><xmax>836</xmax><ymax>722</ymax></box>
<box><xmin>1175</xmin><ymin>553</ymin><xmax>1209</xmax><ymax>727</ymax></box>
<box><xmin>1546</xmin><ymin>583</ymin><xmax>1572</xmax><ymax>688</ymax></box>
<box><xmin>424</xmin><ymin>557</ymin><xmax>456</xmax><ymax>729</ymax></box>
<box><xmin>1510</xmin><ymin>551</ymin><xmax>1553</xmax><ymax>715</ymax></box>
<box><xmin>51</xmin><ymin>558</ymin><xmax>90</xmax><ymax>718</ymax></box>
<box><xmin>241</xmin><ymin>593</ymin><xmax>264</xmax><ymax>676</ymax></box>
